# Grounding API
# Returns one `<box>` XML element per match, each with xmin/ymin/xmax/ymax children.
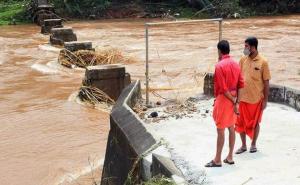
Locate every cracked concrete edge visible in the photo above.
<box><xmin>117</xmin><ymin>80</ymin><xmax>187</xmax><ymax>184</ymax></box>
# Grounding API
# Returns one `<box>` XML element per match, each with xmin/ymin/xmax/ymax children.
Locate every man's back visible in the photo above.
<box><xmin>214</xmin><ymin>55</ymin><xmax>244</xmax><ymax>97</ymax></box>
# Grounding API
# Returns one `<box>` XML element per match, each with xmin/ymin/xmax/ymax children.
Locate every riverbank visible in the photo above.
<box><xmin>1</xmin><ymin>0</ymin><xmax>299</xmax><ymax>26</ymax></box>
<box><xmin>0</xmin><ymin>0</ymin><xmax>30</xmax><ymax>25</ymax></box>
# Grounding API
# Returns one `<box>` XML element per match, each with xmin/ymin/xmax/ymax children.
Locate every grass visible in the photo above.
<box><xmin>142</xmin><ymin>176</ymin><xmax>176</xmax><ymax>185</ymax></box>
<box><xmin>0</xmin><ymin>0</ymin><xmax>30</xmax><ymax>25</ymax></box>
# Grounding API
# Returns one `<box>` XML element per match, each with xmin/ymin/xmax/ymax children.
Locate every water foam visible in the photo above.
<box><xmin>31</xmin><ymin>63</ymin><xmax>59</xmax><ymax>74</ymax></box>
<box><xmin>56</xmin><ymin>158</ymin><xmax>104</xmax><ymax>185</ymax></box>
<box><xmin>38</xmin><ymin>44</ymin><xmax>61</xmax><ymax>52</ymax></box>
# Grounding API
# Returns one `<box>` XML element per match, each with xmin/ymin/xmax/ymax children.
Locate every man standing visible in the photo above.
<box><xmin>235</xmin><ymin>37</ymin><xmax>271</xmax><ymax>154</ymax></box>
<box><xmin>205</xmin><ymin>40</ymin><xmax>244</xmax><ymax>167</ymax></box>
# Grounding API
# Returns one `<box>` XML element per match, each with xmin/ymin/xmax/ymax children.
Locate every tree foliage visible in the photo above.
<box><xmin>49</xmin><ymin>0</ymin><xmax>111</xmax><ymax>17</ymax></box>
<box><xmin>0</xmin><ymin>0</ymin><xmax>299</xmax><ymax>24</ymax></box>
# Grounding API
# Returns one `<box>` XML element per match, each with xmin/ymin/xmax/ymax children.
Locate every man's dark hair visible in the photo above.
<box><xmin>217</xmin><ymin>40</ymin><xmax>230</xmax><ymax>54</ymax></box>
<box><xmin>245</xmin><ymin>37</ymin><xmax>258</xmax><ymax>49</ymax></box>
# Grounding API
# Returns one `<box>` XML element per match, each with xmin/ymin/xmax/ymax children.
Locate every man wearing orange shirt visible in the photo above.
<box><xmin>235</xmin><ymin>37</ymin><xmax>271</xmax><ymax>154</ymax></box>
<box><xmin>205</xmin><ymin>40</ymin><xmax>244</xmax><ymax>167</ymax></box>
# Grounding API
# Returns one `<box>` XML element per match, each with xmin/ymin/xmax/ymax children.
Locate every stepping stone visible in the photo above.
<box><xmin>37</xmin><ymin>4</ymin><xmax>54</xmax><ymax>10</ymax></box>
<box><xmin>64</xmin><ymin>41</ymin><xmax>93</xmax><ymax>52</ymax></box>
<box><xmin>37</xmin><ymin>0</ymin><xmax>49</xmax><ymax>6</ymax></box>
<box><xmin>50</xmin><ymin>27</ymin><xmax>77</xmax><ymax>46</ymax></box>
<box><xmin>81</xmin><ymin>65</ymin><xmax>131</xmax><ymax>101</ymax></box>
<box><xmin>41</xmin><ymin>19</ymin><xmax>63</xmax><ymax>34</ymax></box>
<box><xmin>36</xmin><ymin>13</ymin><xmax>57</xmax><ymax>26</ymax></box>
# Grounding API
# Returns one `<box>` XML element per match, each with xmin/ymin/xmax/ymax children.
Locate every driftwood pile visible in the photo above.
<box><xmin>58</xmin><ymin>48</ymin><xmax>137</xmax><ymax>68</ymax></box>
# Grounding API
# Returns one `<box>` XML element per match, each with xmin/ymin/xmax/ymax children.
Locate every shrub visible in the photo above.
<box><xmin>50</xmin><ymin>0</ymin><xmax>111</xmax><ymax>17</ymax></box>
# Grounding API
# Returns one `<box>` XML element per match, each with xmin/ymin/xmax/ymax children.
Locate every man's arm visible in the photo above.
<box><xmin>223</xmin><ymin>91</ymin><xmax>239</xmax><ymax>115</ymax></box>
<box><xmin>262</xmin><ymin>60</ymin><xmax>271</xmax><ymax>111</ymax></box>
<box><xmin>224</xmin><ymin>91</ymin><xmax>236</xmax><ymax>103</ymax></box>
<box><xmin>262</xmin><ymin>80</ymin><xmax>269</xmax><ymax>110</ymax></box>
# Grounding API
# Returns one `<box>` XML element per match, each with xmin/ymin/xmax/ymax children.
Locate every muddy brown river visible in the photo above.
<box><xmin>0</xmin><ymin>15</ymin><xmax>299</xmax><ymax>185</ymax></box>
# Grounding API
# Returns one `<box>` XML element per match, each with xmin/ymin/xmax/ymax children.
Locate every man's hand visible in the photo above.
<box><xmin>263</xmin><ymin>80</ymin><xmax>269</xmax><ymax>111</ymax></box>
<box><xmin>234</xmin><ymin>103</ymin><xmax>240</xmax><ymax>115</ymax></box>
<box><xmin>262</xmin><ymin>100</ymin><xmax>267</xmax><ymax>111</ymax></box>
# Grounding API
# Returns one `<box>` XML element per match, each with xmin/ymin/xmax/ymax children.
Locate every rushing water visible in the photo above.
<box><xmin>0</xmin><ymin>25</ymin><xmax>109</xmax><ymax>185</ymax></box>
<box><xmin>0</xmin><ymin>15</ymin><xmax>299</xmax><ymax>185</ymax></box>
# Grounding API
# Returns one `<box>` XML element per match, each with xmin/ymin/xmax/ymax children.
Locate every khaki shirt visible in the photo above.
<box><xmin>239</xmin><ymin>54</ymin><xmax>271</xmax><ymax>104</ymax></box>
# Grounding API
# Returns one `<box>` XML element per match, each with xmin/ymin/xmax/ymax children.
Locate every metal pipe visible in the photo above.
<box><xmin>145</xmin><ymin>18</ymin><xmax>223</xmax><ymax>106</ymax></box>
<box><xmin>219</xmin><ymin>20</ymin><xmax>223</xmax><ymax>41</ymax></box>
<box><xmin>145</xmin><ymin>25</ymin><xmax>149</xmax><ymax>105</ymax></box>
<box><xmin>145</xmin><ymin>18</ymin><xmax>223</xmax><ymax>26</ymax></box>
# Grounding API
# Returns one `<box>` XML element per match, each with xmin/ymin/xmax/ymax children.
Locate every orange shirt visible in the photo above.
<box><xmin>214</xmin><ymin>55</ymin><xmax>244</xmax><ymax>97</ymax></box>
<box><xmin>239</xmin><ymin>54</ymin><xmax>271</xmax><ymax>104</ymax></box>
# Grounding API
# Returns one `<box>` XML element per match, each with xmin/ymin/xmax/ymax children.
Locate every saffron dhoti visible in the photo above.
<box><xmin>235</xmin><ymin>99</ymin><xmax>263</xmax><ymax>139</ymax></box>
<box><xmin>213</xmin><ymin>91</ymin><xmax>237</xmax><ymax>129</ymax></box>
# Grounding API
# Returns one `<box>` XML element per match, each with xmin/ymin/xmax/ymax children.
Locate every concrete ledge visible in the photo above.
<box><xmin>64</xmin><ymin>41</ymin><xmax>93</xmax><ymax>52</ymax></box>
<box><xmin>36</xmin><ymin>13</ymin><xmax>57</xmax><ymax>26</ymax></box>
<box><xmin>152</xmin><ymin>154</ymin><xmax>184</xmax><ymax>178</ymax></box>
<box><xmin>82</xmin><ymin>65</ymin><xmax>130</xmax><ymax>101</ymax></box>
<box><xmin>101</xmin><ymin>81</ymin><xmax>156</xmax><ymax>185</ymax></box>
<box><xmin>269</xmin><ymin>84</ymin><xmax>285</xmax><ymax>103</ymax></box>
<box><xmin>285</xmin><ymin>87</ymin><xmax>300</xmax><ymax>111</ymax></box>
<box><xmin>204</xmin><ymin>72</ymin><xmax>300</xmax><ymax>111</ymax></box>
<box><xmin>50</xmin><ymin>27</ymin><xmax>77</xmax><ymax>45</ymax></box>
<box><xmin>51</xmin><ymin>27</ymin><xmax>74</xmax><ymax>34</ymax></box>
<box><xmin>37</xmin><ymin>4</ymin><xmax>54</xmax><ymax>10</ymax></box>
<box><xmin>38</xmin><ymin>0</ymin><xmax>49</xmax><ymax>6</ymax></box>
<box><xmin>41</xmin><ymin>19</ymin><xmax>63</xmax><ymax>34</ymax></box>
<box><xmin>101</xmin><ymin>81</ymin><xmax>186</xmax><ymax>184</ymax></box>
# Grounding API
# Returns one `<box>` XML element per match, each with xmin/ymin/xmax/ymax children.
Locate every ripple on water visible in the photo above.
<box><xmin>38</xmin><ymin>44</ymin><xmax>62</xmax><ymax>52</ymax></box>
<box><xmin>31</xmin><ymin>63</ymin><xmax>60</xmax><ymax>74</ymax></box>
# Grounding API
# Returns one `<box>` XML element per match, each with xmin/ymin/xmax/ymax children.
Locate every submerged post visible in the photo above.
<box><xmin>82</xmin><ymin>64</ymin><xmax>131</xmax><ymax>101</ymax></box>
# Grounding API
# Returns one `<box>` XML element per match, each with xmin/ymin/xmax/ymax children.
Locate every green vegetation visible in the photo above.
<box><xmin>142</xmin><ymin>176</ymin><xmax>176</xmax><ymax>185</ymax></box>
<box><xmin>46</xmin><ymin>0</ymin><xmax>300</xmax><ymax>19</ymax></box>
<box><xmin>49</xmin><ymin>0</ymin><xmax>111</xmax><ymax>18</ymax></box>
<box><xmin>0</xmin><ymin>0</ymin><xmax>299</xmax><ymax>25</ymax></box>
<box><xmin>0</xmin><ymin>0</ymin><xmax>30</xmax><ymax>25</ymax></box>
<box><xmin>125</xmin><ymin>175</ymin><xmax>176</xmax><ymax>185</ymax></box>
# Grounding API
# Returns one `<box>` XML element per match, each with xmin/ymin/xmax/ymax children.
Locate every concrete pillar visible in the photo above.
<box><xmin>285</xmin><ymin>87</ymin><xmax>300</xmax><ymax>111</ymax></box>
<box><xmin>152</xmin><ymin>154</ymin><xmax>184</xmax><ymax>178</ymax></box>
<box><xmin>64</xmin><ymin>41</ymin><xmax>93</xmax><ymax>52</ymax></box>
<box><xmin>36</xmin><ymin>13</ymin><xmax>56</xmax><ymax>26</ymax></box>
<box><xmin>82</xmin><ymin>64</ymin><xmax>131</xmax><ymax>101</ymax></box>
<box><xmin>203</xmin><ymin>73</ymin><xmax>214</xmax><ymax>96</ymax></box>
<box><xmin>38</xmin><ymin>0</ymin><xmax>48</xmax><ymax>6</ymax></box>
<box><xmin>41</xmin><ymin>19</ymin><xmax>63</xmax><ymax>34</ymax></box>
<box><xmin>269</xmin><ymin>84</ymin><xmax>285</xmax><ymax>103</ymax></box>
<box><xmin>50</xmin><ymin>27</ymin><xmax>77</xmax><ymax>46</ymax></box>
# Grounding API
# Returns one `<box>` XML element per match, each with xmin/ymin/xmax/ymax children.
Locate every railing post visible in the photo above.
<box><xmin>145</xmin><ymin>18</ymin><xmax>223</xmax><ymax>106</ymax></box>
<box><xmin>145</xmin><ymin>24</ymin><xmax>150</xmax><ymax>106</ymax></box>
<box><xmin>219</xmin><ymin>19</ymin><xmax>223</xmax><ymax>41</ymax></box>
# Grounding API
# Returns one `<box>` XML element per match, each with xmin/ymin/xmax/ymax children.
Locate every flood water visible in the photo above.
<box><xmin>0</xmin><ymin>15</ymin><xmax>299</xmax><ymax>185</ymax></box>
